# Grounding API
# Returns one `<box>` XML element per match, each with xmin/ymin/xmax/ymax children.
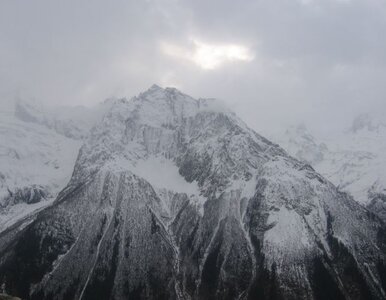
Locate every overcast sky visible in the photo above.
<box><xmin>1</xmin><ymin>0</ymin><xmax>386</xmax><ymax>135</ymax></box>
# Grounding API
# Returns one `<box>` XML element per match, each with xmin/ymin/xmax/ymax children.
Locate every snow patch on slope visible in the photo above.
<box><xmin>264</xmin><ymin>207</ymin><xmax>313</xmax><ymax>267</ymax></box>
<box><xmin>132</xmin><ymin>157</ymin><xmax>201</xmax><ymax>196</ymax></box>
<box><xmin>102</xmin><ymin>155</ymin><xmax>206</xmax><ymax>214</ymax></box>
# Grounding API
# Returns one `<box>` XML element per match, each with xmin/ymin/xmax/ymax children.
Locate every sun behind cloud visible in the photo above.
<box><xmin>161</xmin><ymin>38</ymin><xmax>254</xmax><ymax>70</ymax></box>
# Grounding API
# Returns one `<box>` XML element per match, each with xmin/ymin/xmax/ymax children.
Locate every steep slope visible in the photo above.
<box><xmin>1</xmin><ymin>85</ymin><xmax>386</xmax><ymax>300</ymax></box>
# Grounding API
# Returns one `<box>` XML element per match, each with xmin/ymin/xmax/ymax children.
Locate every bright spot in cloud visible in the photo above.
<box><xmin>298</xmin><ymin>0</ymin><xmax>351</xmax><ymax>5</ymax></box>
<box><xmin>161</xmin><ymin>39</ymin><xmax>254</xmax><ymax>70</ymax></box>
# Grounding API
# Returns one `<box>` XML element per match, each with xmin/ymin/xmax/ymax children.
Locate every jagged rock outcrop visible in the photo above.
<box><xmin>1</xmin><ymin>85</ymin><xmax>386</xmax><ymax>300</ymax></box>
<box><xmin>0</xmin><ymin>185</ymin><xmax>48</xmax><ymax>209</ymax></box>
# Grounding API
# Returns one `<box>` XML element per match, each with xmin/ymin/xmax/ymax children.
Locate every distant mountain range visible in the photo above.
<box><xmin>270</xmin><ymin>115</ymin><xmax>386</xmax><ymax>221</ymax></box>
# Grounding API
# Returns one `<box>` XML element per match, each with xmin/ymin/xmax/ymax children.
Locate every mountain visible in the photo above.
<box><xmin>273</xmin><ymin>116</ymin><xmax>386</xmax><ymax>220</ymax></box>
<box><xmin>347</xmin><ymin>115</ymin><xmax>386</xmax><ymax>221</ymax></box>
<box><xmin>1</xmin><ymin>85</ymin><xmax>386</xmax><ymax>300</ymax></box>
<box><xmin>14</xmin><ymin>98</ymin><xmax>114</xmax><ymax>140</ymax></box>
<box><xmin>0</xmin><ymin>99</ymin><xmax>112</xmax><ymax>233</ymax></box>
<box><xmin>275</xmin><ymin>124</ymin><xmax>329</xmax><ymax>166</ymax></box>
<box><xmin>0</xmin><ymin>101</ymin><xmax>81</xmax><ymax>232</ymax></box>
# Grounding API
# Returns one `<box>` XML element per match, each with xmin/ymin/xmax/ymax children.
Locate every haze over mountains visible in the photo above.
<box><xmin>1</xmin><ymin>0</ymin><xmax>386</xmax><ymax>299</ymax></box>
<box><xmin>271</xmin><ymin>116</ymin><xmax>386</xmax><ymax>220</ymax></box>
<box><xmin>2</xmin><ymin>87</ymin><xmax>385</xmax><ymax>232</ymax></box>
<box><xmin>0</xmin><ymin>85</ymin><xmax>386</xmax><ymax>299</ymax></box>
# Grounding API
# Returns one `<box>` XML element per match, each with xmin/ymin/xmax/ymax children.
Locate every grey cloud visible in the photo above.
<box><xmin>0</xmin><ymin>0</ymin><xmax>385</xmax><ymax>135</ymax></box>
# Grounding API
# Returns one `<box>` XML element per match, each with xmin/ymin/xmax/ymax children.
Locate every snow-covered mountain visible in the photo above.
<box><xmin>14</xmin><ymin>98</ymin><xmax>114</xmax><ymax>140</ymax></box>
<box><xmin>271</xmin><ymin>116</ymin><xmax>386</xmax><ymax>219</ymax></box>
<box><xmin>1</xmin><ymin>85</ymin><xmax>386</xmax><ymax>300</ymax></box>
<box><xmin>0</xmin><ymin>99</ymin><xmax>112</xmax><ymax>233</ymax></box>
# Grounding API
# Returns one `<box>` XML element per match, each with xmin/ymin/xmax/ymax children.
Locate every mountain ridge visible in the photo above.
<box><xmin>0</xmin><ymin>85</ymin><xmax>386</xmax><ymax>299</ymax></box>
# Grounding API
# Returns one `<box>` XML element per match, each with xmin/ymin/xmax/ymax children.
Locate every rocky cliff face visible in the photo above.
<box><xmin>1</xmin><ymin>85</ymin><xmax>386</xmax><ymax>300</ymax></box>
<box><xmin>367</xmin><ymin>181</ymin><xmax>386</xmax><ymax>222</ymax></box>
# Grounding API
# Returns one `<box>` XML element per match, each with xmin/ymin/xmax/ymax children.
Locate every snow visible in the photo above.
<box><xmin>263</xmin><ymin>207</ymin><xmax>313</xmax><ymax>267</ymax></box>
<box><xmin>198</xmin><ymin>98</ymin><xmax>232</xmax><ymax>114</ymax></box>
<box><xmin>128</xmin><ymin>85</ymin><xmax>233</xmax><ymax>130</ymax></box>
<box><xmin>227</xmin><ymin>176</ymin><xmax>257</xmax><ymax>201</ymax></box>
<box><xmin>14</xmin><ymin>98</ymin><xmax>114</xmax><ymax>139</ymax></box>
<box><xmin>1</xmin><ymin>85</ymin><xmax>385</xmax><ymax>298</ymax></box>
<box><xmin>270</xmin><ymin>120</ymin><xmax>386</xmax><ymax>205</ymax></box>
<box><xmin>132</xmin><ymin>85</ymin><xmax>200</xmax><ymax>128</ymax></box>
<box><xmin>0</xmin><ymin>198</ymin><xmax>54</xmax><ymax>232</ymax></box>
<box><xmin>0</xmin><ymin>111</ymin><xmax>81</xmax><ymax>197</ymax></box>
<box><xmin>79</xmin><ymin>202</ymin><xmax>116</xmax><ymax>300</ymax></box>
<box><xmin>132</xmin><ymin>157</ymin><xmax>199</xmax><ymax>194</ymax></box>
<box><xmin>0</xmin><ymin>100</ymin><xmax>83</xmax><ymax>232</ymax></box>
<box><xmin>102</xmin><ymin>155</ymin><xmax>206</xmax><ymax>214</ymax></box>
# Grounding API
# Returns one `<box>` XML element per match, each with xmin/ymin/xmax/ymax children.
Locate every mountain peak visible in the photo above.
<box><xmin>140</xmin><ymin>84</ymin><xmax>187</xmax><ymax>99</ymax></box>
<box><xmin>149</xmin><ymin>83</ymin><xmax>163</xmax><ymax>91</ymax></box>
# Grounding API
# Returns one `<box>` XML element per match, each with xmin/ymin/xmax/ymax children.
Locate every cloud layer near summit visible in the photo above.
<box><xmin>1</xmin><ymin>0</ymin><xmax>386</xmax><ymax>134</ymax></box>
